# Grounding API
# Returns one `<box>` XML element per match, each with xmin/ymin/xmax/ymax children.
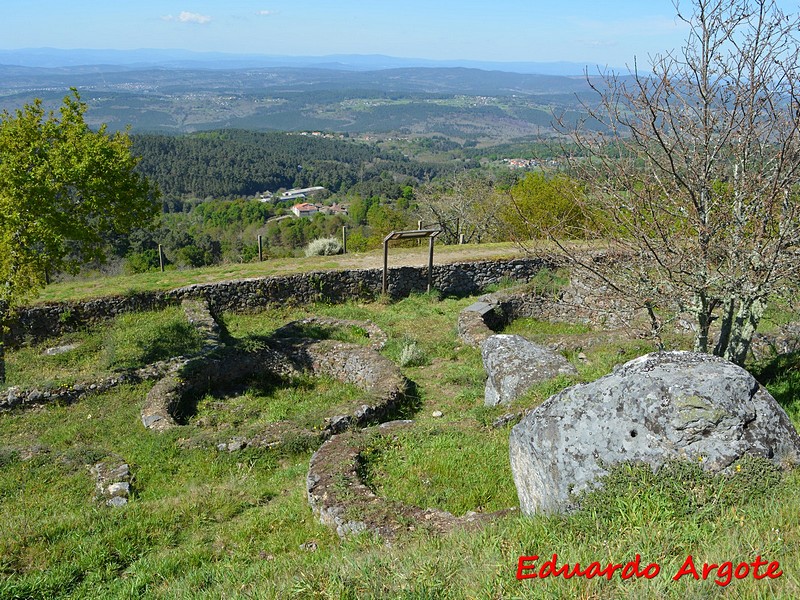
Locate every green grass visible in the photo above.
<box><xmin>359</xmin><ymin>424</ymin><xmax>518</xmax><ymax>515</ymax></box>
<box><xmin>503</xmin><ymin>316</ymin><xmax>592</xmax><ymax>338</ymax></box>
<box><xmin>758</xmin><ymin>298</ymin><xmax>799</xmax><ymax>334</ymax></box>
<box><xmin>188</xmin><ymin>372</ymin><xmax>366</xmax><ymax>442</ymax></box>
<box><xmin>1</xmin><ymin>293</ymin><xmax>800</xmax><ymax>599</ymax></box>
<box><xmin>3</xmin><ymin>307</ymin><xmax>201</xmax><ymax>389</ymax></box>
<box><xmin>100</xmin><ymin>307</ymin><xmax>203</xmax><ymax>370</ymax></box>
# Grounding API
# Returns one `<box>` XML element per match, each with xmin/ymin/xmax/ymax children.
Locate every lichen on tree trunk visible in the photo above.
<box><xmin>722</xmin><ymin>297</ymin><xmax>765</xmax><ymax>367</ymax></box>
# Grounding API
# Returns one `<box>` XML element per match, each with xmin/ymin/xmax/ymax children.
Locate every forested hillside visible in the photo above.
<box><xmin>131</xmin><ymin>130</ymin><xmax>441</xmax><ymax>200</ymax></box>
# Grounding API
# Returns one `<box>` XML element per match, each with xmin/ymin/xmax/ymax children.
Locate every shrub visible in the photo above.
<box><xmin>399</xmin><ymin>340</ymin><xmax>427</xmax><ymax>367</ymax></box>
<box><xmin>304</xmin><ymin>237</ymin><xmax>343</xmax><ymax>257</ymax></box>
<box><xmin>124</xmin><ymin>249</ymin><xmax>161</xmax><ymax>274</ymax></box>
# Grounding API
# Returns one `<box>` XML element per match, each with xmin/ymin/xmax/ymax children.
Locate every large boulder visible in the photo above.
<box><xmin>509</xmin><ymin>351</ymin><xmax>800</xmax><ymax>515</ymax></box>
<box><xmin>482</xmin><ymin>334</ymin><xmax>577</xmax><ymax>406</ymax></box>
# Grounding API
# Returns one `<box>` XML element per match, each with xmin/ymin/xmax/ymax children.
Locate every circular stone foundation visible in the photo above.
<box><xmin>307</xmin><ymin>420</ymin><xmax>514</xmax><ymax>539</ymax></box>
<box><xmin>141</xmin><ymin>318</ymin><xmax>411</xmax><ymax>451</ymax></box>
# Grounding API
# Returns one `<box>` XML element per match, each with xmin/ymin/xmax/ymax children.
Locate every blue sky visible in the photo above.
<box><xmin>1</xmin><ymin>1</ymin><xmax>795</xmax><ymax>67</ymax></box>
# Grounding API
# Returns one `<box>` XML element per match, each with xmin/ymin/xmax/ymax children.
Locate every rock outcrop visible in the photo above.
<box><xmin>91</xmin><ymin>461</ymin><xmax>132</xmax><ymax>507</ymax></box>
<box><xmin>482</xmin><ymin>334</ymin><xmax>577</xmax><ymax>406</ymax></box>
<box><xmin>509</xmin><ymin>351</ymin><xmax>800</xmax><ymax>515</ymax></box>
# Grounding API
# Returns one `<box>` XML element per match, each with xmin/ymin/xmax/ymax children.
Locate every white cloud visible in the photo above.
<box><xmin>257</xmin><ymin>10</ymin><xmax>277</xmax><ymax>16</ymax></box>
<box><xmin>162</xmin><ymin>11</ymin><xmax>212</xmax><ymax>24</ymax></box>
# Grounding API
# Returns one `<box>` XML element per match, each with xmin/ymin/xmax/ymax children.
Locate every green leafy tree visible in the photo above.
<box><xmin>366</xmin><ymin>202</ymin><xmax>411</xmax><ymax>247</ymax></box>
<box><xmin>0</xmin><ymin>91</ymin><xmax>158</xmax><ymax>382</ymax></box>
<box><xmin>502</xmin><ymin>172</ymin><xmax>588</xmax><ymax>246</ymax></box>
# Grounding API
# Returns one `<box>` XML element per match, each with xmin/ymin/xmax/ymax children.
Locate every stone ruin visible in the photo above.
<box><xmin>140</xmin><ymin>313</ymin><xmax>411</xmax><ymax>451</ymax></box>
<box><xmin>306</xmin><ymin>420</ymin><xmax>513</xmax><ymax>539</ymax></box>
<box><xmin>6</xmin><ymin>261</ymin><xmax>800</xmax><ymax>535</ymax></box>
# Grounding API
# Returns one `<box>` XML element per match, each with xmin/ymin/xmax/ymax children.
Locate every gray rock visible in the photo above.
<box><xmin>327</xmin><ymin>415</ymin><xmax>352</xmax><ymax>433</ymax></box>
<box><xmin>482</xmin><ymin>334</ymin><xmax>577</xmax><ymax>406</ymax></box>
<box><xmin>750</xmin><ymin>321</ymin><xmax>800</xmax><ymax>361</ymax></box>
<box><xmin>492</xmin><ymin>412</ymin><xmax>522</xmax><ymax>429</ymax></box>
<box><xmin>107</xmin><ymin>482</ymin><xmax>130</xmax><ymax>497</ymax></box>
<box><xmin>107</xmin><ymin>464</ymin><xmax>130</xmax><ymax>481</ymax></box>
<box><xmin>91</xmin><ymin>460</ymin><xmax>133</xmax><ymax>506</ymax></box>
<box><xmin>227</xmin><ymin>438</ymin><xmax>246</xmax><ymax>452</ymax></box>
<box><xmin>43</xmin><ymin>344</ymin><xmax>79</xmax><ymax>356</ymax></box>
<box><xmin>510</xmin><ymin>351</ymin><xmax>800</xmax><ymax>515</ymax></box>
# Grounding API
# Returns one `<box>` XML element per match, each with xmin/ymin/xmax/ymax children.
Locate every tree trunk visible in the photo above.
<box><xmin>645</xmin><ymin>301</ymin><xmax>665</xmax><ymax>350</ymax></box>
<box><xmin>723</xmin><ymin>297</ymin><xmax>765</xmax><ymax>366</ymax></box>
<box><xmin>692</xmin><ymin>293</ymin><xmax>714</xmax><ymax>354</ymax></box>
<box><xmin>713</xmin><ymin>298</ymin><xmax>735</xmax><ymax>357</ymax></box>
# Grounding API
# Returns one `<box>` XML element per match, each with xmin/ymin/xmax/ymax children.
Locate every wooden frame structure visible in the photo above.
<box><xmin>382</xmin><ymin>228</ymin><xmax>442</xmax><ymax>294</ymax></box>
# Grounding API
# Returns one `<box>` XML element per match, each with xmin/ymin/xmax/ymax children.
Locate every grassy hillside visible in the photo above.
<box><xmin>2</xmin><ymin>285</ymin><xmax>799</xmax><ymax>598</ymax></box>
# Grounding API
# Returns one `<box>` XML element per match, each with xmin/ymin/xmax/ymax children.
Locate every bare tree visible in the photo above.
<box><xmin>415</xmin><ymin>171</ymin><xmax>504</xmax><ymax>244</ymax></box>
<box><xmin>555</xmin><ymin>0</ymin><xmax>800</xmax><ymax>365</ymax></box>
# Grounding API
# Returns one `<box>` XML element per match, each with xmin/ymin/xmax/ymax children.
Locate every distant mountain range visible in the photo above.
<box><xmin>0</xmin><ymin>48</ymin><xmax>620</xmax><ymax>77</ymax></box>
<box><xmin>0</xmin><ymin>48</ymin><xmax>614</xmax><ymax>139</ymax></box>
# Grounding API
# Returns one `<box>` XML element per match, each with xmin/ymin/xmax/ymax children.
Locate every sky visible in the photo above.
<box><xmin>1</xmin><ymin>1</ymin><xmax>797</xmax><ymax>68</ymax></box>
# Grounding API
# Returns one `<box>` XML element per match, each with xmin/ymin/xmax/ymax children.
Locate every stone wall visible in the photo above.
<box><xmin>307</xmin><ymin>420</ymin><xmax>513</xmax><ymax>539</ymax></box>
<box><xmin>7</xmin><ymin>257</ymin><xmax>555</xmax><ymax>348</ymax></box>
<box><xmin>457</xmin><ymin>271</ymin><xmax>640</xmax><ymax>347</ymax></box>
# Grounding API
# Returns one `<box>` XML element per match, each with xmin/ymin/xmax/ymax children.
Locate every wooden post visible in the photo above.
<box><xmin>258</xmin><ymin>235</ymin><xmax>263</xmax><ymax>262</ymax></box>
<box><xmin>455</xmin><ymin>218</ymin><xmax>460</xmax><ymax>243</ymax></box>
<box><xmin>417</xmin><ymin>220</ymin><xmax>422</xmax><ymax>246</ymax></box>
<box><xmin>342</xmin><ymin>226</ymin><xmax>347</xmax><ymax>254</ymax></box>
<box><xmin>382</xmin><ymin>238</ymin><xmax>389</xmax><ymax>295</ymax></box>
<box><xmin>158</xmin><ymin>244</ymin><xmax>164</xmax><ymax>272</ymax></box>
<box><xmin>459</xmin><ymin>234</ymin><xmax>465</xmax><ymax>245</ymax></box>
<box><xmin>427</xmin><ymin>235</ymin><xmax>435</xmax><ymax>293</ymax></box>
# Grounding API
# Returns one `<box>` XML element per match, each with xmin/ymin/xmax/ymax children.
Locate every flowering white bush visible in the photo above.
<box><xmin>305</xmin><ymin>237</ymin><xmax>343</xmax><ymax>257</ymax></box>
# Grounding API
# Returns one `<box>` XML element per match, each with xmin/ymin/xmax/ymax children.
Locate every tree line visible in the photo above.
<box><xmin>131</xmin><ymin>130</ymin><xmax>439</xmax><ymax>201</ymax></box>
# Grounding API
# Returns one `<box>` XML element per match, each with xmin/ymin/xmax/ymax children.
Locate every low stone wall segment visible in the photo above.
<box><xmin>7</xmin><ymin>257</ymin><xmax>556</xmax><ymax>349</ymax></box>
<box><xmin>141</xmin><ymin>317</ymin><xmax>412</xmax><ymax>453</ymax></box>
<box><xmin>1</xmin><ymin>298</ymin><xmax>222</xmax><ymax>413</ymax></box>
<box><xmin>306</xmin><ymin>420</ymin><xmax>513</xmax><ymax>539</ymax></box>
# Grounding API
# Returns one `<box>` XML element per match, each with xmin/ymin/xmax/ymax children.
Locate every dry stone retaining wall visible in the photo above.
<box><xmin>458</xmin><ymin>273</ymin><xmax>638</xmax><ymax>348</ymax></box>
<box><xmin>7</xmin><ymin>258</ymin><xmax>555</xmax><ymax>349</ymax></box>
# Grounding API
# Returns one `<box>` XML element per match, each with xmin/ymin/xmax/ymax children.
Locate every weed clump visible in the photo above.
<box><xmin>574</xmin><ymin>454</ymin><xmax>783</xmax><ymax>524</ymax></box>
<box><xmin>398</xmin><ymin>340</ymin><xmax>428</xmax><ymax>367</ymax></box>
